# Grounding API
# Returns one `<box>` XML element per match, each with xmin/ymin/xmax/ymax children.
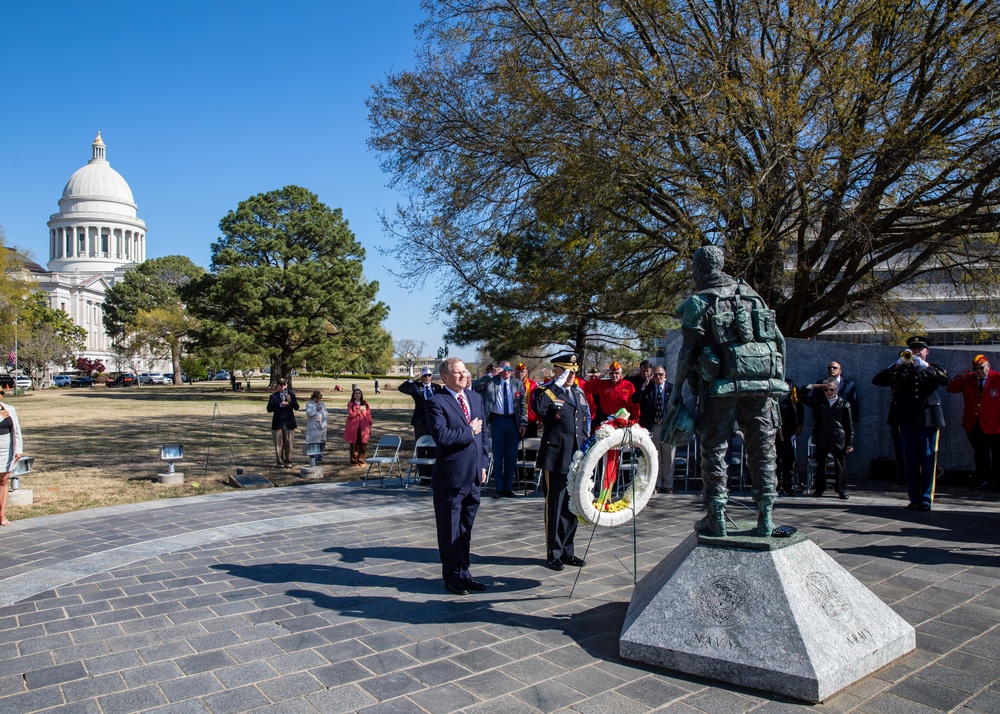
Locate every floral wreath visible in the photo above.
<box><xmin>568</xmin><ymin>415</ymin><xmax>659</xmax><ymax>528</ymax></box>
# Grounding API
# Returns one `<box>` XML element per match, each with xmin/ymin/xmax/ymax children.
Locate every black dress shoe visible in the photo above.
<box><xmin>546</xmin><ymin>560</ymin><xmax>564</xmax><ymax>571</ymax></box>
<box><xmin>919</xmin><ymin>504</ymin><xmax>932</xmax><ymax>511</ymax></box>
<box><xmin>503</xmin><ymin>490</ymin><xmax>519</xmax><ymax>497</ymax></box>
<box><xmin>492</xmin><ymin>492</ymin><xmax>501</xmax><ymax>499</ymax></box>
<box><xmin>811</xmin><ymin>490</ymin><xmax>825</xmax><ymax>497</ymax></box>
<box><xmin>560</xmin><ymin>555</ymin><xmax>586</xmax><ymax>567</ymax></box>
<box><xmin>838</xmin><ymin>492</ymin><xmax>849</xmax><ymax>500</ymax></box>
<box><xmin>463</xmin><ymin>579</ymin><xmax>487</xmax><ymax>591</ymax></box>
<box><xmin>906</xmin><ymin>502</ymin><xmax>921</xmax><ymax>510</ymax></box>
<box><xmin>445</xmin><ymin>581</ymin><xmax>469</xmax><ymax>595</ymax></box>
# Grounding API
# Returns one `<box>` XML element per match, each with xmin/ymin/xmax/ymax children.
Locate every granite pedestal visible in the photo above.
<box><xmin>619</xmin><ymin>521</ymin><xmax>915</xmax><ymax>702</ymax></box>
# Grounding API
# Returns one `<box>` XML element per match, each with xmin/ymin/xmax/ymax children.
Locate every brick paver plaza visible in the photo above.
<box><xmin>0</xmin><ymin>480</ymin><xmax>997</xmax><ymax>713</ymax></box>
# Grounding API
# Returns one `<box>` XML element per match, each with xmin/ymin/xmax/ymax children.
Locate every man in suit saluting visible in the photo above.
<box><xmin>425</xmin><ymin>358</ymin><xmax>491</xmax><ymax>595</ymax></box>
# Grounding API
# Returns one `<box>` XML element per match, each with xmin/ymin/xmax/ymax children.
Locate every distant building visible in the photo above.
<box><xmin>388</xmin><ymin>356</ymin><xmax>438</xmax><ymax>377</ymax></box>
<box><xmin>28</xmin><ymin>133</ymin><xmax>148</xmax><ymax>367</ymax></box>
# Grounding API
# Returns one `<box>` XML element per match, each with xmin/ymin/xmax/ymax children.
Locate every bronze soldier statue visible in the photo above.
<box><xmin>666</xmin><ymin>246</ymin><xmax>788</xmax><ymax>537</ymax></box>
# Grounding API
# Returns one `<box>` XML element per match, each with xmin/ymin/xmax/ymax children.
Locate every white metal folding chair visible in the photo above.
<box><xmin>514</xmin><ymin>437</ymin><xmax>542</xmax><ymax>493</ymax></box>
<box><xmin>363</xmin><ymin>435</ymin><xmax>403</xmax><ymax>487</ymax></box>
<box><xmin>405</xmin><ymin>435</ymin><xmax>436</xmax><ymax>486</ymax></box>
<box><xmin>806</xmin><ymin>436</ymin><xmax>834</xmax><ymax>492</ymax></box>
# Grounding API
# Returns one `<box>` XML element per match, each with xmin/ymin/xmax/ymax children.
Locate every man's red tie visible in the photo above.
<box><xmin>457</xmin><ymin>394</ymin><xmax>471</xmax><ymax>424</ymax></box>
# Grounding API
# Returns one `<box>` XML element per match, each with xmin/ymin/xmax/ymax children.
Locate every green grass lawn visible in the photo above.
<box><xmin>4</xmin><ymin>377</ymin><xmax>420</xmax><ymax>521</ymax></box>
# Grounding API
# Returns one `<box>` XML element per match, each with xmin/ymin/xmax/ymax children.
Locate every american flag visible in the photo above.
<box><xmin>7</xmin><ymin>350</ymin><xmax>15</xmax><ymax>367</ymax></box>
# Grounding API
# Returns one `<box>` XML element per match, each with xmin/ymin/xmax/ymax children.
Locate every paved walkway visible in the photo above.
<box><xmin>0</xmin><ymin>479</ymin><xmax>997</xmax><ymax>713</ymax></box>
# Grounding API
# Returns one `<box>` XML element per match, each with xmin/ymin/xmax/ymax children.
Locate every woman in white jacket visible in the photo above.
<box><xmin>304</xmin><ymin>391</ymin><xmax>328</xmax><ymax>462</ymax></box>
<box><xmin>0</xmin><ymin>399</ymin><xmax>24</xmax><ymax>526</ymax></box>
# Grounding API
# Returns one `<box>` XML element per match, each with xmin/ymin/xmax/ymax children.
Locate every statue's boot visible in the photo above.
<box><xmin>695</xmin><ymin>497</ymin><xmax>727</xmax><ymax>537</ymax></box>
<box><xmin>754</xmin><ymin>495</ymin><xmax>776</xmax><ymax>537</ymax></box>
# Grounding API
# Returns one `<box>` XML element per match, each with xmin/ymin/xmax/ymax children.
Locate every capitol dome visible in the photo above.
<box><xmin>47</xmin><ymin>132</ymin><xmax>146</xmax><ymax>273</ymax></box>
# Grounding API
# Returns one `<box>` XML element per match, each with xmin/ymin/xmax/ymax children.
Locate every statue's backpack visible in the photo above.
<box><xmin>705</xmin><ymin>281</ymin><xmax>787</xmax><ymax>396</ymax></box>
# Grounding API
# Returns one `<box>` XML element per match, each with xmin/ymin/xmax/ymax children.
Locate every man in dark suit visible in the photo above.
<box><xmin>473</xmin><ymin>360</ymin><xmax>528</xmax><ymax>498</ymax></box>
<box><xmin>266</xmin><ymin>379</ymin><xmax>299</xmax><ymax>468</ymax></box>
<box><xmin>425</xmin><ymin>357</ymin><xmax>490</xmax><ymax>595</ymax></box>
<box><xmin>533</xmin><ymin>353</ymin><xmax>591</xmax><ymax>571</ymax></box>
<box><xmin>872</xmin><ymin>335</ymin><xmax>948</xmax><ymax>511</ymax></box>
<box><xmin>630</xmin><ymin>365</ymin><xmax>676</xmax><ymax>493</ymax></box>
<box><xmin>946</xmin><ymin>354</ymin><xmax>1000</xmax><ymax>491</ymax></box>
<box><xmin>398</xmin><ymin>367</ymin><xmax>444</xmax><ymax>440</ymax></box>
<box><xmin>812</xmin><ymin>361</ymin><xmax>859</xmax><ymax>425</ymax></box>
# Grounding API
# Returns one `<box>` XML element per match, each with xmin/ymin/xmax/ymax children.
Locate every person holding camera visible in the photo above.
<box><xmin>872</xmin><ymin>335</ymin><xmax>948</xmax><ymax>511</ymax></box>
<box><xmin>267</xmin><ymin>379</ymin><xmax>300</xmax><ymax>468</ymax></box>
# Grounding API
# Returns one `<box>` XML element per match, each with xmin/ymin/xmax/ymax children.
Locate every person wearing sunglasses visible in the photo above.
<box><xmin>802</xmin><ymin>378</ymin><xmax>854</xmax><ymax>499</ymax></box>
<box><xmin>947</xmin><ymin>354</ymin><xmax>1000</xmax><ymax>492</ymax></box>
<box><xmin>473</xmin><ymin>360</ymin><xmax>527</xmax><ymax>497</ymax></box>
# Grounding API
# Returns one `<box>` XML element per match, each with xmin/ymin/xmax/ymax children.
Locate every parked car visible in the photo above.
<box><xmin>15</xmin><ymin>376</ymin><xmax>32</xmax><ymax>390</ymax></box>
<box><xmin>0</xmin><ymin>375</ymin><xmax>16</xmax><ymax>389</ymax></box>
<box><xmin>139</xmin><ymin>372</ymin><xmax>166</xmax><ymax>385</ymax></box>
<box><xmin>52</xmin><ymin>375</ymin><xmax>73</xmax><ymax>387</ymax></box>
<box><xmin>108</xmin><ymin>373</ymin><xmax>136</xmax><ymax>387</ymax></box>
<box><xmin>164</xmin><ymin>373</ymin><xmax>189</xmax><ymax>384</ymax></box>
<box><xmin>71</xmin><ymin>376</ymin><xmax>94</xmax><ymax>387</ymax></box>
<box><xmin>214</xmin><ymin>370</ymin><xmax>231</xmax><ymax>381</ymax></box>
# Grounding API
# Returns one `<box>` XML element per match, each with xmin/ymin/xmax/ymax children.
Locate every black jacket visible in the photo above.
<box><xmin>533</xmin><ymin>381</ymin><xmax>591</xmax><ymax>474</ymax></box>
<box><xmin>630</xmin><ymin>380</ymin><xmax>673</xmax><ymax>431</ymax></box>
<box><xmin>801</xmin><ymin>392</ymin><xmax>853</xmax><ymax>450</ymax></box>
<box><xmin>811</xmin><ymin>375</ymin><xmax>860</xmax><ymax>423</ymax></box>
<box><xmin>778</xmin><ymin>382</ymin><xmax>805</xmax><ymax>438</ymax></box>
<box><xmin>872</xmin><ymin>362</ymin><xmax>948</xmax><ymax>428</ymax></box>
<box><xmin>398</xmin><ymin>379</ymin><xmax>445</xmax><ymax>427</ymax></box>
<box><xmin>267</xmin><ymin>389</ymin><xmax>299</xmax><ymax>430</ymax></box>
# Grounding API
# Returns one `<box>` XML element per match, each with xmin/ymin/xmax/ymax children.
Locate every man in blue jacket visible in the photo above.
<box><xmin>474</xmin><ymin>360</ymin><xmax>528</xmax><ymax>498</ymax></box>
<box><xmin>425</xmin><ymin>358</ymin><xmax>490</xmax><ymax>595</ymax></box>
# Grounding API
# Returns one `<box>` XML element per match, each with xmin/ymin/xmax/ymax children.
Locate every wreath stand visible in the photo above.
<box><xmin>566</xmin><ymin>423</ymin><xmax>659</xmax><ymax>598</ymax></box>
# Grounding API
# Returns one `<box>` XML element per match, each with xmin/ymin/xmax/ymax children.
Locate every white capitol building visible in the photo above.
<box><xmin>26</xmin><ymin>132</ymin><xmax>148</xmax><ymax>367</ymax></box>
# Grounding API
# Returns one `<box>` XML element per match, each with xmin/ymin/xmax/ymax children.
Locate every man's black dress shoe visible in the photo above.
<box><xmin>811</xmin><ymin>490</ymin><xmax>825</xmax><ymax>497</ymax></box>
<box><xmin>906</xmin><ymin>502</ymin><xmax>921</xmax><ymax>510</ymax></box>
<box><xmin>919</xmin><ymin>504</ymin><xmax>932</xmax><ymax>511</ymax></box>
<box><xmin>837</xmin><ymin>492</ymin><xmax>849</xmax><ymax>500</ymax></box>
<box><xmin>561</xmin><ymin>556</ymin><xmax>586</xmax><ymax>567</ymax></box>
<box><xmin>445</xmin><ymin>581</ymin><xmax>469</xmax><ymax>595</ymax></box>
<box><xmin>546</xmin><ymin>560</ymin><xmax>564</xmax><ymax>571</ymax></box>
<box><xmin>492</xmin><ymin>492</ymin><xmax>501</xmax><ymax>499</ymax></box>
<box><xmin>502</xmin><ymin>490</ymin><xmax>519</xmax><ymax>497</ymax></box>
<box><xmin>463</xmin><ymin>579</ymin><xmax>487</xmax><ymax>591</ymax></box>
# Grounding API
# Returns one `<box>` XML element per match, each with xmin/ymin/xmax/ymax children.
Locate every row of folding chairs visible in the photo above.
<box><xmin>360</xmin><ymin>431</ymin><xmax>832</xmax><ymax>493</ymax></box>
<box><xmin>361</xmin><ymin>435</ymin><xmax>438</xmax><ymax>488</ymax></box>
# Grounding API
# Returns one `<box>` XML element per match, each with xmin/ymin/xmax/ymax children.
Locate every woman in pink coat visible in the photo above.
<box><xmin>344</xmin><ymin>388</ymin><xmax>373</xmax><ymax>466</ymax></box>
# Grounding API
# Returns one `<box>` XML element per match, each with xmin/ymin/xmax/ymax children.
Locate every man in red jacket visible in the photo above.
<box><xmin>946</xmin><ymin>354</ymin><xmax>1000</xmax><ymax>491</ymax></box>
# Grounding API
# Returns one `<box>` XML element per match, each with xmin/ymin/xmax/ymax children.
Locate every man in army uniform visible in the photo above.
<box><xmin>872</xmin><ymin>336</ymin><xmax>948</xmax><ymax>511</ymax></box>
<box><xmin>533</xmin><ymin>353</ymin><xmax>591</xmax><ymax>571</ymax></box>
<box><xmin>667</xmin><ymin>246</ymin><xmax>788</xmax><ymax>537</ymax></box>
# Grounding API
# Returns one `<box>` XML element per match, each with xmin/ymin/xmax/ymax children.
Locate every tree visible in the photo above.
<box><xmin>185</xmin><ymin>185</ymin><xmax>388</xmax><ymax>385</ymax></box>
<box><xmin>369</xmin><ymin>0</ymin><xmax>1000</xmax><ymax>342</ymax></box>
<box><xmin>394</xmin><ymin>338</ymin><xmax>425</xmax><ymax>376</ymax></box>
<box><xmin>0</xmin><ymin>227</ymin><xmax>35</xmax><ymax>349</ymax></box>
<box><xmin>76</xmin><ymin>357</ymin><xmax>106</xmax><ymax>375</ymax></box>
<box><xmin>9</xmin><ymin>292</ymin><xmax>86</xmax><ymax>383</ymax></box>
<box><xmin>103</xmin><ymin>256</ymin><xmax>205</xmax><ymax>383</ymax></box>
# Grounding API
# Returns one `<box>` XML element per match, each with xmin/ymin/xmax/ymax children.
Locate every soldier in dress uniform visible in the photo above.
<box><xmin>533</xmin><ymin>353</ymin><xmax>591</xmax><ymax>571</ymax></box>
<box><xmin>872</xmin><ymin>336</ymin><xmax>948</xmax><ymax>511</ymax></box>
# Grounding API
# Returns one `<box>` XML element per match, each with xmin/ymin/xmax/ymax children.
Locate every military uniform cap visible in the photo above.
<box><xmin>906</xmin><ymin>335</ymin><xmax>931</xmax><ymax>350</ymax></box>
<box><xmin>551</xmin><ymin>353</ymin><xmax>578</xmax><ymax>369</ymax></box>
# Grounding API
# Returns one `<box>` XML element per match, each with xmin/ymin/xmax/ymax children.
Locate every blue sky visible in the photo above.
<box><xmin>0</xmin><ymin>1</ymin><xmax>473</xmax><ymax>360</ymax></box>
